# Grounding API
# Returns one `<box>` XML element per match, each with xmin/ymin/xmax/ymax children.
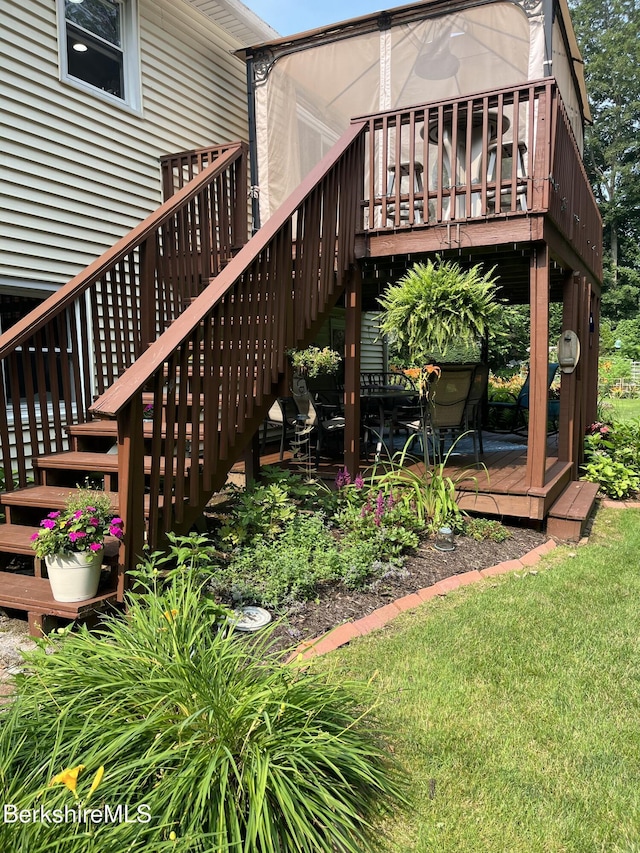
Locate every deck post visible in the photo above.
<box><xmin>586</xmin><ymin>288</ymin><xmax>600</xmax><ymax>427</ymax></box>
<box><xmin>558</xmin><ymin>272</ymin><xmax>580</xmax><ymax>473</ymax></box>
<box><xmin>344</xmin><ymin>265</ymin><xmax>362</xmax><ymax>476</ymax></box>
<box><xmin>526</xmin><ymin>244</ymin><xmax>550</xmax><ymax>489</ymax></box>
<box><xmin>117</xmin><ymin>394</ymin><xmax>146</xmax><ymax>599</ymax></box>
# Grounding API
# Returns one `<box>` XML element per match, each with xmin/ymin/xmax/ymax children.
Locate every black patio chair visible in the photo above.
<box><xmin>488</xmin><ymin>363</ymin><xmax>559</xmax><ymax>433</ymax></box>
<box><xmin>261</xmin><ymin>397</ymin><xmax>298</xmax><ymax>461</ymax></box>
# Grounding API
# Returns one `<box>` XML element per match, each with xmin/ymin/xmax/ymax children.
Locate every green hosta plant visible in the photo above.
<box><xmin>581</xmin><ymin>457</ymin><xmax>640</xmax><ymax>499</ymax></box>
<box><xmin>0</xmin><ymin>558</ymin><xmax>406</xmax><ymax>853</ymax></box>
<box><xmin>582</xmin><ymin>421</ymin><xmax>640</xmax><ymax>499</ymax></box>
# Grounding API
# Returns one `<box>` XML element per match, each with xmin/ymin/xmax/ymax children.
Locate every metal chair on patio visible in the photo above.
<box><xmin>291</xmin><ymin>375</ymin><xmax>346</xmax><ymax>465</ymax></box>
<box><xmin>398</xmin><ymin>365</ymin><xmax>475</xmax><ymax>463</ymax></box>
<box><xmin>488</xmin><ymin>363</ymin><xmax>559</xmax><ymax>433</ymax></box>
<box><xmin>261</xmin><ymin>397</ymin><xmax>298</xmax><ymax>461</ymax></box>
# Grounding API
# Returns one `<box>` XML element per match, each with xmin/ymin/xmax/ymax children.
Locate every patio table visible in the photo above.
<box><xmin>360</xmin><ymin>387</ymin><xmax>418</xmax><ymax>459</ymax></box>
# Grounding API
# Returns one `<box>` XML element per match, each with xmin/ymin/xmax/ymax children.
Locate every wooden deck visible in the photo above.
<box><xmin>240</xmin><ymin>432</ymin><xmax>573</xmax><ymax>524</ymax></box>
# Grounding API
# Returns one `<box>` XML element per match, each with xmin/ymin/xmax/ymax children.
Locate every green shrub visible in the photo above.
<box><xmin>582</xmin><ymin>421</ymin><xmax>640</xmax><ymax>498</ymax></box>
<box><xmin>582</xmin><ymin>456</ymin><xmax>640</xmax><ymax>499</ymax></box>
<box><xmin>0</xmin><ymin>566</ymin><xmax>406</xmax><ymax>852</ymax></box>
<box><xmin>212</xmin><ymin>514</ymin><xmax>343</xmax><ymax>608</ymax></box>
<box><xmin>215</xmin><ymin>468</ymin><xmax>335</xmax><ymax>549</ymax></box>
<box><xmin>463</xmin><ymin>517</ymin><xmax>511</xmax><ymax>542</ymax></box>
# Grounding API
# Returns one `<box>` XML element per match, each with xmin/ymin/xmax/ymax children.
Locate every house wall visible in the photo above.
<box><xmin>1</xmin><ymin>0</ymin><xmax>252</xmax><ymax>291</ymax></box>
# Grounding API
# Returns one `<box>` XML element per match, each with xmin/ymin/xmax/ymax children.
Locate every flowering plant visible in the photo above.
<box><xmin>31</xmin><ymin>490</ymin><xmax>124</xmax><ymax>559</ymax></box>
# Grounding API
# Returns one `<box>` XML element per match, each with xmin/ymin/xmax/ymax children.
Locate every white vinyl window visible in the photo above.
<box><xmin>58</xmin><ymin>0</ymin><xmax>141</xmax><ymax>112</ymax></box>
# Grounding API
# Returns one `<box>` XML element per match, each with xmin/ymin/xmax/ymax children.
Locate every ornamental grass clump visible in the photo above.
<box><xmin>30</xmin><ymin>490</ymin><xmax>123</xmax><ymax>558</ymax></box>
<box><xmin>0</xmin><ymin>543</ymin><xmax>406</xmax><ymax>852</ymax></box>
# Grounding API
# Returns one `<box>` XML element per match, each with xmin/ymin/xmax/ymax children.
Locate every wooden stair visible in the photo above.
<box><xmin>0</xmin><ymin>420</ymin><xmax>165</xmax><ymax>635</ymax></box>
<box><xmin>546</xmin><ymin>480</ymin><xmax>600</xmax><ymax>541</ymax></box>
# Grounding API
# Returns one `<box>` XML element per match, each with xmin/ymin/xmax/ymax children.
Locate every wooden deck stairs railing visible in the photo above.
<box><xmin>0</xmin><ymin>125</ymin><xmax>366</xmax><ymax>632</ymax></box>
<box><xmin>0</xmin><ymin>142</ymin><xmax>251</xmax><ymax>630</ymax></box>
<box><xmin>0</xmin><ymin>80</ymin><xmax>602</xmax><ymax>632</ymax></box>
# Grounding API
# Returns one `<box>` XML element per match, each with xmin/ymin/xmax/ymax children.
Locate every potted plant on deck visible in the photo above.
<box><xmin>31</xmin><ymin>491</ymin><xmax>124</xmax><ymax>603</ymax></box>
<box><xmin>287</xmin><ymin>346</ymin><xmax>342</xmax><ymax>379</ymax></box>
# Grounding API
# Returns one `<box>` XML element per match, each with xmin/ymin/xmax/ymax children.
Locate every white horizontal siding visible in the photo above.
<box><xmin>1</xmin><ymin>0</ymin><xmax>251</xmax><ymax>287</ymax></box>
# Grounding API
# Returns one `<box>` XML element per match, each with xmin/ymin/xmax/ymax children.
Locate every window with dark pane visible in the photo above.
<box><xmin>65</xmin><ymin>0</ymin><xmax>124</xmax><ymax>99</ymax></box>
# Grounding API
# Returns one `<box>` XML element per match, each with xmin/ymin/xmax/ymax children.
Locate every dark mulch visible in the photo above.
<box><xmin>273</xmin><ymin>523</ymin><xmax>548</xmax><ymax>646</ymax></box>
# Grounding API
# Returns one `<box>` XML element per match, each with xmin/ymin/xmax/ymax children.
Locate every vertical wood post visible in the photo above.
<box><xmin>117</xmin><ymin>394</ymin><xmax>146</xmax><ymax>599</ymax></box>
<box><xmin>233</xmin><ymin>145</ymin><xmax>249</xmax><ymax>251</ymax></box>
<box><xmin>526</xmin><ymin>245</ymin><xmax>550</xmax><ymax>489</ymax></box>
<box><xmin>576</xmin><ymin>278</ymin><xmax>592</xmax><ymax>465</ymax></box>
<box><xmin>586</xmin><ymin>289</ymin><xmax>600</xmax><ymax>426</ymax></box>
<box><xmin>243</xmin><ymin>431</ymin><xmax>261</xmax><ymax>487</ymax></box>
<box><xmin>344</xmin><ymin>265</ymin><xmax>362</xmax><ymax>476</ymax></box>
<box><xmin>558</xmin><ymin>272</ymin><xmax>579</xmax><ymax>472</ymax></box>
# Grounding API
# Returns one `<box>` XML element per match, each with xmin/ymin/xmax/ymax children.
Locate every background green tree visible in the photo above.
<box><xmin>570</xmin><ymin>0</ymin><xmax>640</xmax><ymax>323</ymax></box>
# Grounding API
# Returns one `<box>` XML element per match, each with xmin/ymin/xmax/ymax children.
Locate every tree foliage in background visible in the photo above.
<box><xmin>570</xmin><ymin>0</ymin><xmax>640</xmax><ymax>323</ymax></box>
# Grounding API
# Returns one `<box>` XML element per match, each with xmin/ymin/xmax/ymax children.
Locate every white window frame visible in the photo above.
<box><xmin>56</xmin><ymin>0</ymin><xmax>142</xmax><ymax>115</ymax></box>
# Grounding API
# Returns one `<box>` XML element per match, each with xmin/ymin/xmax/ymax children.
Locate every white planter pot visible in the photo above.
<box><xmin>45</xmin><ymin>551</ymin><xmax>103</xmax><ymax>602</ymax></box>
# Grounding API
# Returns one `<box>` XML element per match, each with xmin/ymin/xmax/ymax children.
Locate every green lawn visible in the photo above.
<box><xmin>323</xmin><ymin>508</ymin><xmax>640</xmax><ymax>853</ymax></box>
<box><xmin>602</xmin><ymin>396</ymin><xmax>640</xmax><ymax>422</ymax></box>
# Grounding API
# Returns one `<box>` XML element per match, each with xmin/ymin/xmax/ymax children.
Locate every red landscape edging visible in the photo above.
<box><xmin>294</xmin><ymin>538</ymin><xmax>558</xmax><ymax>659</ymax></box>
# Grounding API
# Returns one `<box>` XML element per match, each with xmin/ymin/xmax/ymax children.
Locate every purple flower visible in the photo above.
<box><xmin>387</xmin><ymin>493</ymin><xmax>395</xmax><ymax>509</ymax></box>
<box><xmin>89</xmin><ymin>542</ymin><xmax>103</xmax><ymax>552</ymax></box>
<box><xmin>47</xmin><ymin>511</ymin><xmax>61</xmax><ymax>519</ymax></box>
<box><xmin>111</xmin><ymin>517</ymin><xmax>123</xmax><ymax>526</ymax></box>
<box><xmin>41</xmin><ymin>519</ymin><xmax>56</xmax><ymax>529</ymax></box>
<box><xmin>73</xmin><ymin>510</ymin><xmax>84</xmax><ymax>520</ymax></box>
<box><xmin>89</xmin><ymin>517</ymin><xmax>100</xmax><ymax>526</ymax></box>
<box><xmin>30</xmin><ymin>532</ymin><xmax>40</xmax><ymax>542</ymax></box>
<box><xmin>354</xmin><ymin>475</ymin><xmax>364</xmax><ymax>489</ymax></box>
<box><xmin>69</xmin><ymin>531</ymin><xmax>86</xmax><ymax>542</ymax></box>
<box><xmin>109</xmin><ymin>525</ymin><xmax>124</xmax><ymax>539</ymax></box>
<box><xmin>335</xmin><ymin>468</ymin><xmax>351</xmax><ymax>488</ymax></box>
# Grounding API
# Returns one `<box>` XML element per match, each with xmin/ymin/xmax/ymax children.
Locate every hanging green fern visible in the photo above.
<box><xmin>377</xmin><ymin>258</ymin><xmax>501</xmax><ymax>363</ymax></box>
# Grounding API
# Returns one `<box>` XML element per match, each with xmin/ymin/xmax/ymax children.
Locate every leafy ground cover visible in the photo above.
<box><xmin>323</xmin><ymin>507</ymin><xmax>640</xmax><ymax>853</ymax></box>
<box><xmin>205</xmin><ymin>465</ymin><xmax>546</xmax><ymax>645</ymax></box>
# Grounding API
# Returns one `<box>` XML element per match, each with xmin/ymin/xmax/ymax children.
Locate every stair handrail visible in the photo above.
<box><xmin>0</xmin><ymin>142</ymin><xmax>247</xmax><ymax>490</ymax></box>
<box><xmin>90</xmin><ymin>122</ymin><xmax>367</xmax><ymax>419</ymax></box>
<box><xmin>88</xmin><ymin>120</ymin><xmax>367</xmax><ymax>565</ymax></box>
<box><xmin>0</xmin><ymin>143</ymin><xmax>246</xmax><ymax>361</ymax></box>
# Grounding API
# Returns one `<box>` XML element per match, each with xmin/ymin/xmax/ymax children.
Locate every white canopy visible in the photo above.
<box><xmin>241</xmin><ymin>0</ymin><xmax>588</xmax><ymax>222</ymax></box>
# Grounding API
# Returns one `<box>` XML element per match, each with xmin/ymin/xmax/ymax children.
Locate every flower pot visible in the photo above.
<box><xmin>45</xmin><ymin>551</ymin><xmax>104</xmax><ymax>602</ymax></box>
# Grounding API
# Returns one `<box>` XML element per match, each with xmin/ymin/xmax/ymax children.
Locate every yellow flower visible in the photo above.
<box><xmin>169</xmin><ymin>831</ymin><xmax>177</xmax><ymax>841</ymax></box>
<box><xmin>163</xmin><ymin>609</ymin><xmax>178</xmax><ymax>623</ymax></box>
<box><xmin>50</xmin><ymin>764</ymin><xmax>85</xmax><ymax>795</ymax></box>
<box><xmin>87</xmin><ymin>765</ymin><xmax>105</xmax><ymax>801</ymax></box>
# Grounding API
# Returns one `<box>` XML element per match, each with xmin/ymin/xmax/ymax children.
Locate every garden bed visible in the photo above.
<box><xmin>269</xmin><ymin>523</ymin><xmax>547</xmax><ymax>645</ymax></box>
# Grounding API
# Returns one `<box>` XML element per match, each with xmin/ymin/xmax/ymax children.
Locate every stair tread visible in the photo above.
<box><xmin>33</xmin><ymin>451</ymin><xmax>197</xmax><ymax>476</ymax></box>
<box><xmin>548</xmin><ymin>480</ymin><xmax>599</xmax><ymax>520</ymax></box>
<box><xmin>34</xmin><ymin>452</ymin><xmax>120</xmax><ymax>472</ymax></box>
<box><xmin>0</xmin><ymin>524</ymin><xmax>44</xmax><ymax>553</ymax></box>
<box><xmin>0</xmin><ymin>524</ymin><xmax>122</xmax><ymax>558</ymax></box>
<box><xmin>68</xmin><ymin>420</ymin><xmax>206</xmax><ymax>440</ymax></box>
<box><xmin>0</xmin><ymin>571</ymin><xmax>117</xmax><ymax>616</ymax></box>
<box><xmin>0</xmin><ymin>485</ymin><xmax>166</xmax><ymax>516</ymax></box>
<box><xmin>0</xmin><ymin>486</ymin><xmax>119</xmax><ymax>510</ymax></box>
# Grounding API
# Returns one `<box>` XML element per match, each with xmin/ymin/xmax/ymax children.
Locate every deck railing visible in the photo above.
<box><xmin>357</xmin><ymin>79</ymin><xmax>601</xmax><ymax>280</ymax></box>
<box><xmin>90</xmin><ymin>122</ymin><xmax>367</xmax><ymax>560</ymax></box>
<box><xmin>0</xmin><ymin>144</ymin><xmax>247</xmax><ymax>488</ymax></box>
